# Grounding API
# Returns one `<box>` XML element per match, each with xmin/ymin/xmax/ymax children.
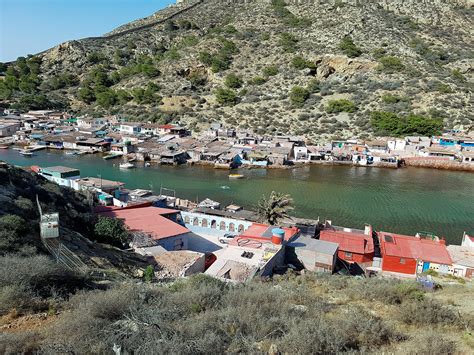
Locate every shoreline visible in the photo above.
<box><xmin>5</xmin><ymin>144</ymin><xmax>474</xmax><ymax>173</ymax></box>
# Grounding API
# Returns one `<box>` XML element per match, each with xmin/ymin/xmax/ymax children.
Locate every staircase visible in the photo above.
<box><xmin>42</xmin><ymin>238</ymin><xmax>89</xmax><ymax>273</ymax></box>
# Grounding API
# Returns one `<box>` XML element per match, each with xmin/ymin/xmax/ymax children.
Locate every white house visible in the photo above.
<box><xmin>387</xmin><ymin>139</ymin><xmax>406</xmax><ymax>152</ymax></box>
<box><xmin>119</xmin><ymin>122</ymin><xmax>142</xmax><ymax>135</ymax></box>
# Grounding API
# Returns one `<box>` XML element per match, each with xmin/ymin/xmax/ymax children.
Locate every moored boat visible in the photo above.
<box><xmin>0</xmin><ymin>145</ymin><xmax>9</xmax><ymax>149</ymax></box>
<box><xmin>228</xmin><ymin>173</ymin><xmax>244</xmax><ymax>179</ymax></box>
<box><xmin>119</xmin><ymin>162</ymin><xmax>135</xmax><ymax>169</ymax></box>
<box><xmin>19</xmin><ymin>150</ymin><xmax>34</xmax><ymax>156</ymax></box>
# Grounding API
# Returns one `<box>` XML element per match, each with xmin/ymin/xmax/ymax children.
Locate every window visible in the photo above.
<box><xmin>344</xmin><ymin>252</ymin><xmax>353</xmax><ymax>259</ymax></box>
<box><xmin>238</xmin><ymin>224</ymin><xmax>244</xmax><ymax>233</ymax></box>
<box><xmin>219</xmin><ymin>221</ymin><xmax>226</xmax><ymax>231</ymax></box>
<box><xmin>384</xmin><ymin>235</ymin><xmax>394</xmax><ymax>243</ymax></box>
<box><xmin>202</xmin><ymin>219</ymin><xmax>208</xmax><ymax>228</ymax></box>
<box><xmin>400</xmin><ymin>258</ymin><xmax>406</xmax><ymax>264</ymax></box>
<box><xmin>229</xmin><ymin>223</ymin><xmax>235</xmax><ymax>232</ymax></box>
<box><xmin>211</xmin><ymin>220</ymin><xmax>217</xmax><ymax>229</ymax></box>
<box><xmin>184</xmin><ymin>216</ymin><xmax>190</xmax><ymax>224</ymax></box>
<box><xmin>193</xmin><ymin>217</ymin><xmax>199</xmax><ymax>226</ymax></box>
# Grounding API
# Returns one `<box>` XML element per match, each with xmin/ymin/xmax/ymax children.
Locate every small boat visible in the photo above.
<box><xmin>119</xmin><ymin>162</ymin><xmax>135</xmax><ymax>169</ymax></box>
<box><xmin>145</xmin><ymin>162</ymin><xmax>151</xmax><ymax>167</ymax></box>
<box><xmin>65</xmin><ymin>151</ymin><xmax>77</xmax><ymax>156</ymax></box>
<box><xmin>0</xmin><ymin>145</ymin><xmax>9</xmax><ymax>149</ymax></box>
<box><xmin>229</xmin><ymin>174</ymin><xmax>244</xmax><ymax>179</ymax></box>
<box><xmin>19</xmin><ymin>150</ymin><xmax>34</xmax><ymax>156</ymax></box>
<box><xmin>104</xmin><ymin>154</ymin><xmax>119</xmax><ymax>160</ymax></box>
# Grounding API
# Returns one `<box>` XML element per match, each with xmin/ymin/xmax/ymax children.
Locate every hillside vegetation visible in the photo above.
<box><xmin>1</xmin><ymin>272</ymin><xmax>473</xmax><ymax>354</ymax></box>
<box><xmin>1</xmin><ymin>0</ymin><xmax>473</xmax><ymax>140</ymax></box>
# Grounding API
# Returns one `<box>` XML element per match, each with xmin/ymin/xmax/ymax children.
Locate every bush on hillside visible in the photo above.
<box><xmin>325</xmin><ymin>99</ymin><xmax>357</xmax><ymax>113</ymax></box>
<box><xmin>94</xmin><ymin>216</ymin><xmax>130</xmax><ymax>247</ymax></box>
<box><xmin>224</xmin><ymin>73</ymin><xmax>243</xmax><ymax>89</ymax></box>
<box><xmin>0</xmin><ymin>255</ymin><xmax>88</xmax><ymax>315</ymax></box>
<box><xmin>370</xmin><ymin>111</ymin><xmax>443</xmax><ymax>136</ymax></box>
<box><xmin>292</xmin><ymin>56</ymin><xmax>316</xmax><ymax>70</ymax></box>
<box><xmin>279</xmin><ymin>33</ymin><xmax>298</xmax><ymax>52</ymax></box>
<box><xmin>262</xmin><ymin>65</ymin><xmax>279</xmax><ymax>77</ymax></box>
<box><xmin>289</xmin><ymin>86</ymin><xmax>310</xmax><ymax>107</ymax></box>
<box><xmin>215</xmin><ymin>87</ymin><xmax>238</xmax><ymax>106</ymax></box>
<box><xmin>377</xmin><ymin>56</ymin><xmax>404</xmax><ymax>73</ymax></box>
<box><xmin>339</xmin><ymin>35</ymin><xmax>362</xmax><ymax>58</ymax></box>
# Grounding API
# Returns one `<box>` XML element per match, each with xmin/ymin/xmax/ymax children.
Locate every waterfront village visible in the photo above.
<box><xmin>1</xmin><ymin>109</ymin><xmax>473</xmax><ymax>283</ymax></box>
<box><xmin>0</xmin><ymin>109</ymin><xmax>473</xmax><ymax>170</ymax></box>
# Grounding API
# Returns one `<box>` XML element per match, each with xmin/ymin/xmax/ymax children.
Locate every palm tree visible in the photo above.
<box><xmin>257</xmin><ymin>191</ymin><xmax>294</xmax><ymax>225</ymax></box>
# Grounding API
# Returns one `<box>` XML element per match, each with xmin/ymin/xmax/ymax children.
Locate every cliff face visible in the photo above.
<box><xmin>3</xmin><ymin>0</ymin><xmax>473</xmax><ymax>139</ymax></box>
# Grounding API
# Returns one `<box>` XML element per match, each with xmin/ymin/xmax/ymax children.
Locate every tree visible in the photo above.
<box><xmin>78</xmin><ymin>86</ymin><xmax>96</xmax><ymax>104</ymax></box>
<box><xmin>94</xmin><ymin>216</ymin><xmax>129</xmax><ymax>247</ymax></box>
<box><xmin>339</xmin><ymin>36</ymin><xmax>362</xmax><ymax>58</ymax></box>
<box><xmin>289</xmin><ymin>86</ymin><xmax>309</xmax><ymax>107</ymax></box>
<box><xmin>96</xmin><ymin>89</ymin><xmax>117</xmax><ymax>109</ymax></box>
<box><xmin>224</xmin><ymin>73</ymin><xmax>243</xmax><ymax>89</ymax></box>
<box><xmin>257</xmin><ymin>191</ymin><xmax>294</xmax><ymax>225</ymax></box>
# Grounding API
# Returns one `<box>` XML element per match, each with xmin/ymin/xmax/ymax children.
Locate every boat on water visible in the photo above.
<box><xmin>228</xmin><ymin>174</ymin><xmax>244</xmax><ymax>179</ymax></box>
<box><xmin>19</xmin><ymin>150</ymin><xmax>34</xmax><ymax>156</ymax></box>
<box><xmin>145</xmin><ymin>162</ymin><xmax>151</xmax><ymax>167</ymax></box>
<box><xmin>0</xmin><ymin>145</ymin><xmax>9</xmax><ymax>149</ymax></box>
<box><xmin>65</xmin><ymin>151</ymin><xmax>77</xmax><ymax>156</ymax></box>
<box><xmin>103</xmin><ymin>153</ymin><xmax>123</xmax><ymax>160</ymax></box>
<box><xmin>119</xmin><ymin>162</ymin><xmax>135</xmax><ymax>169</ymax></box>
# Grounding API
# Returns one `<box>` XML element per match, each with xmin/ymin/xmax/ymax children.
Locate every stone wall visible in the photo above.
<box><xmin>404</xmin><ymin>157</ymin><xmax>474</xmax><ymax>172</ymax></box>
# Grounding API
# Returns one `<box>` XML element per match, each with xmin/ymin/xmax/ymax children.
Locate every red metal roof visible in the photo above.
<box><xmin>379</xmin><ymin>232</ymin><xmax>452</xmax><ymax>265</ymax></box>
<box><xmin>320</xmin><ymin>230</ymin><xmax>374</xmax><ymax>254</ymax></box>
<box><xmin>159</xmin><ymin>124</ymin><xmax>175</xmax><ymax>129</ymax></box>
<box><xmin>98</xmin><ymin>207</ymin><xmax>189</xmax><ymax>240</ymax></box>
<box><xmin>239</xmin><ymin>223</ymin><xmax>299</xmax><ymax>242</ymax></box>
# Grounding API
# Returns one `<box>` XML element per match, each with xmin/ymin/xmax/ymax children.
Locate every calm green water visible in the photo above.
<box><xmin>1</xmin><ymin>149</ymin><xmax>473</xmax><ymax>244</ymax></box>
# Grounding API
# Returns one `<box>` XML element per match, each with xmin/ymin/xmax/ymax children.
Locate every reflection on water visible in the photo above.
<box><xmin>1</xmin><ymin>149</ymin><xmax>473</xmax><ymax>244</ymax></box>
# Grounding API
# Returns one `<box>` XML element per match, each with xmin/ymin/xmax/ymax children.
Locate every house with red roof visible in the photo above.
<box><xmin>236</xmin><ymin>223</ymin><xmax>299</xmax><ymax>244</ymax></box>
<box><xmin>378</xmin><ymin>231</ymin><xmax>453</xmax><ymax>276</ymax></box>
<box><xmin>319</xmin><ymin>229</ymin><xmax>374</xmax><ymax>265</ymax></box>
<box><xmin>98</xmin><ymin>206</ymin><xmax>192</xmax><ymax>252</ymax></box>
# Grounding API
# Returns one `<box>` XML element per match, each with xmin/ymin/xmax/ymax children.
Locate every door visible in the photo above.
<box><xmin>422</xmin><ymin>262</ymin><xmax>430</xmax><ymax>272</ymax></box>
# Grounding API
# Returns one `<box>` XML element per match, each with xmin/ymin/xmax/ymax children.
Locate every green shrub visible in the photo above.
<box><xmin>325</xmin><ymin>99</ymin><xmax>357</xmax><ymax>113</ymax></box>
<box><xmin>224</xmin><ymin>73</ymin><xmax>243</xmax><ymax>88</ymax></box>
<box><xmin>377</xmin><ymin>56</ymin><xmax>404</xmax><ymax>73</ymax></box>
<box><xmin>339</xmin><ymin>35</ymin><xmax>362</xmax><ymax>58</ymax></box>
<box><xmin>279</xmin><ymin>33</ymin><xmax>298</xmax><ymax>52</ymax></box>
<box><xmin>370</xmin><ymin>111</ymin><xmax>443</xmax><ymax>136</ymax></box>
<box><xmin>215</xmin><ymin>87</ymin><xmax>238</xmax><ymax>106</ymax></box>
<box><xmin>307</xmin><ymin>79</ymin><xmax>320</xmax><ymax>93</ymax></box>
<box><xmin>398</xmin><ymin>300</ymin><xmax>461</xmax><ymax>327</ymax></box>
<box><xmin>292</xmin><ymin>56</ymin><xmax>316</xmax><ymax>70</ymax></box>
<box><xmin>289</xmin><ymin>86</ymin><xmax>310</xmax><ymax>107</ymax></box>
<box><xmin>143</xmin><ymin>265</ymin><xmax>155</xmax><ymax>282</ymax></box>
<box><xmin>94</xmin><ymin>216</ymin><xmax>130</xmax><ymax>247</ymax></box>
<box><xmin>451</xmin><ymin>69</ymin><xmax>466</xmax><ymax>82</ymax></box>
<box><xmin>271</xmin><ymin>0</ymin><xmax>312</xmax><ymax>28</ymax></box>
<box><xmin>381</xmin><ymin>94</ymin><xmax>409</xmax><ymax>104</ymax></box>
<box><xmin>248</xmin><ymin>76</ymin><xmax>267</xmax><ymax>85</ymax></box>
<box><xmin>262</xmin><ymin>65</ymin><xmax>279</xmax><ymax>77</ymax></box>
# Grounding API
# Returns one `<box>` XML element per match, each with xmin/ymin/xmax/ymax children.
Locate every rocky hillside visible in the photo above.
<box><xmin>1</xmin><ymin>0</ymin><xmax>473</xmax><ymax>140</ymax></box>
